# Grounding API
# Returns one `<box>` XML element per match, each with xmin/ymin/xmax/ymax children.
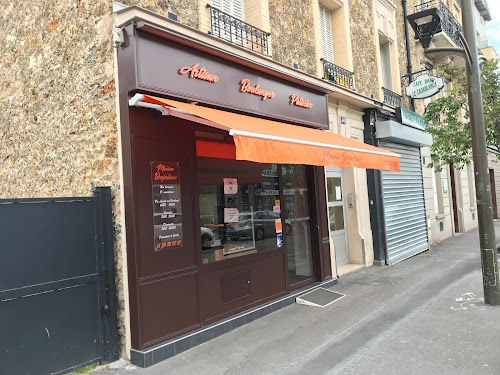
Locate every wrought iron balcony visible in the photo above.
<box><xmin>322</xmin><ymin>59</ymin><xmax>355</xmax><ymax>90</ymax></box>
<box><xmin>413</xmin><ymin>0</ymin><xmax>463</xmax><ymax>47</ymax></box>
<box><xmin>382</xmin><ymin>87</ymin><xmax>402</xmax><ymax>107</ymax></box>
<box><xmin>207</xmin><ymin>5</ymin><xmax>271</xmax><ymax>57</ymax></box>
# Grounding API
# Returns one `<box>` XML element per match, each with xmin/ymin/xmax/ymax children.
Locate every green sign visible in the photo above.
<box><xmin>396</xmin><ymin>107</ymin><xmax>427</xmax><ymax>131</ymax></box>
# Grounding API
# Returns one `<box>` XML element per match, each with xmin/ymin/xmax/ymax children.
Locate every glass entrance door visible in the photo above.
<box><xmin>326</xmin><ymin>171</ymin><xmax>348</xmax><ymax>267</ymax></box>
<box><xmin>282</xmin><ymin>165</ymin><xmax>315</xmax><ymax>286</ymax></box>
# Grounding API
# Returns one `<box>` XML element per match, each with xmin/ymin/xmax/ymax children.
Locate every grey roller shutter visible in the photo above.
<box><xmin>380</xmin><ymin>141</ymin><xmax>429</xmax><ymax>265</ymax></box>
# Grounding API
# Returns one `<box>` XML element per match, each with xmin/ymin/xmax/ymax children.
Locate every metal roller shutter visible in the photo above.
<box><xmin>380</xmin><ymin>141</ymin><xmax>429</xmax><ymax>265</ymax></box>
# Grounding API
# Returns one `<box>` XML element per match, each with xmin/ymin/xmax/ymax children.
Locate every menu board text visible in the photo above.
<box><xmin>151</xmin><ymin>161</ymin><xmax>183</xmax><ymax>251</ymax></box>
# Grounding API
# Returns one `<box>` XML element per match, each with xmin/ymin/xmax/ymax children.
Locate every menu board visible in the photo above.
<box><xmin>151</xmin><ymin>161</ymin><xmax>183</xmax><ymax>251</ymax></box>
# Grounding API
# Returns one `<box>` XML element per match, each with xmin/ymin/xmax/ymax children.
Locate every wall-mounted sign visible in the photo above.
<box><xmin>151</xmin><ymin>161</ymin><xmax>183</xmax><ymax>251</ymax></box>
<box><xmin>396</xmin><ymin>107</ymin><xmax>427</xmax><ymax>131</ymax></box>
<box><xmin>340</xmin><ymin>116</ymin><xmax>346</xmax><ymax>124</ymax></box>
<box><xmin>405</xmin><ymin>73</ymin><xmax>445</xmax><ymax>99</ymax></box>
<box><xmin>239</xmin><ymin>79</ymin><xmax>276</xmax><ymax>100</ymax></box>
<box><xmin>178</xmin><ymin>63</ymin><xmax>220</xmax><ymax>83</ymax></box>
<box><xmin>224</xmin><ymin>208</ymin><xmax>240</xmax><ymax>223</ymax></box>
<box><xmin>132</xmin><ymin>31</ymin><xmax>329</xmax><ymax>128</ymax></box>
<box><xmin>442</xmin><ymin>179</ymin><xmax>449</xmax><ymax>193</ymax></box>
<box><xmin>290</xmin><ymin>94</ymin><xmax>313</xmax><ymax>108</ymax></box>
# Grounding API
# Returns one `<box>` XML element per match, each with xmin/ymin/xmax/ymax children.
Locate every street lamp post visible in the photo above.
<box><xmin>461</xmin><ymin>0</ymin><xmax>500</xmax><ymax>305</ymax></box>
<box><xmin>407</xmin><ymin>0</ymin><xmax>500</xmax><ymax>305</ymax></box>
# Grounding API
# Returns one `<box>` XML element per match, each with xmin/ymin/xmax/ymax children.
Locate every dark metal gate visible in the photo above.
<box><xmin>0</xmin><ymin>187</ymin><xmax>119</xmax><ymax>375</ymax></box>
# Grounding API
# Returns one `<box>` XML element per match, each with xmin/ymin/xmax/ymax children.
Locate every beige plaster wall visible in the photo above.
<box><xmin>0</xmin><ymin>0</ymin><xmax>131</xmax><ymax>356</ymax></box>
<box><xmin>459</xmin><ymin>165</ymin><xmax>479</xmax><ymax>232</ymax></box>
<box><xmin>327</xmin><ymin>103</ymin><xmax>374</xmax><ymax>267</ymax></box>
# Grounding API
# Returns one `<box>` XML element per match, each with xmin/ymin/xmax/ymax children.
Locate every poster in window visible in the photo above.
<box><xmin>151</xmin><ymin>161</ymin><xmax>183</xmax><ymax>251</ymax></box>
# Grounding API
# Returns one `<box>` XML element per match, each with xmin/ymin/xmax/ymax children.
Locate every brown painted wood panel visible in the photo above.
<box><xmin>221</xmin><ymin>270</ymin><xmax>251</xmax><ymax>303</ymax></box>
<box><xmin>132</xmin><ymin>134</ymin><xmax>200</xmax><ymax>349</ymax></box>
<box><xmin>199</xmin><ymin>252</ymin><xmax>287</xmax><ymax>323</ymax></box>
<box><xmin>139</xmin><ymin>273</ymin><xmax>199</xmax><ymax>347</ymax></box>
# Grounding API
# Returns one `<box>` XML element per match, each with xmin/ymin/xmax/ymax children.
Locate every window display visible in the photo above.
<box><xmin>198</xmin><ymin>157</ymin><xmax>282</xmax><ymax>264</ymax></box>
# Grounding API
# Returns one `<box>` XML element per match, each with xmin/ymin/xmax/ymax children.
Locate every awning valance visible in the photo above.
<box><xmin>129</xmin><ymin>94</ymin><xmax>400</xmax><ymax>171</ymax></box>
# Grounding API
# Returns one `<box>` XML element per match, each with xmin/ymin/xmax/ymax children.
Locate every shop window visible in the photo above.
<box><xmin>198</xmin><ymin>157</ymin><xmax>282</xmax><ymax>264</ymax></box>
<box><xmin>197</xmin><ymin>156</ymin><xmax>315</xmax><ymax>284</ymax></box>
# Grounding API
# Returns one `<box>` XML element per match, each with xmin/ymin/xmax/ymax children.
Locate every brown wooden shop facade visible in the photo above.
<box><xmin>116</xmin><ymin>22</ymin><xmax>334</xmax><ymax>355</ymax></box>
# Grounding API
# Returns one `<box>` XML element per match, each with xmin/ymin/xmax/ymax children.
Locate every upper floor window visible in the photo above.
<box><xmin>319</xmin><ymin>5</ymin><xmax>334</xmax><ymax>63</ymax></box>
<box><xmin>379</xmin><ymin>40</ymin><xmax>393</xmax><ymax>91</ymax></box>
<box><xmin>212</xmin><ymin>0</ymin><xmax>244</xmax><ymax>20</ymax></box>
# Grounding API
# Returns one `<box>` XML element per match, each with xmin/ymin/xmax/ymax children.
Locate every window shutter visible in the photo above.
<box><xmin>215</xmin><ymin>0</ymin><xmax>244</xmax><ymax>19</ymax></box>
<box><xmin>380</xmin><ymin>42</ymin><xmax>393</xmax><ymax>90</ymax></box>
<box><xmin>231</xmin><ymin>0</ymin><xmax>244</xmax><ymax>20</ymax></box>
<box><xmin>212</xmin><ymin>0</ymin><xmax>222</xmax><ymax>10</ymax></box>
<box><xmin>320</xmin><ymin>6</ymin><xmax>334</xmax><ymax>63</ymax></box>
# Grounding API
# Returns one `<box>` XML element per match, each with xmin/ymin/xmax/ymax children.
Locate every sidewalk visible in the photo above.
<box><xmin>97</xmin><ymin>222</ymin><xmax>500</xmax><ymax>375</ymax></box>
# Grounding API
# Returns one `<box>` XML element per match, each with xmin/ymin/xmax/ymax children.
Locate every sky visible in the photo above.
<box><xmin>485</xmin><ymin>0</ymin><xmax>500</xmax><ymax>54</ymax></box>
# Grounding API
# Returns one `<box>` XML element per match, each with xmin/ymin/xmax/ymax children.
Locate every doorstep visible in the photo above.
<box><xmin>130</xmin><ymin>277</ymin><xmax>338</xmax><ymax>368</ymax></box>
<box><xmin>337</xmin><ymin>264</ymin><xmax>365</xmax><ymax>277</ymax></box>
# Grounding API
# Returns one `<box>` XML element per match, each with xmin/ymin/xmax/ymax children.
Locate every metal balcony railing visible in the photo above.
<box><xmin>322</xmin><ymin>59</ymin><xmax>355</xmax><ymax>90</ymax></box>
<box><xmin>207</xmin><ymin>5</ymin><xmax>271</xmax><ymax>57</ymax></box>
<box><xmin>413</xmin><ymin>0</ymin><xmax>463</xmax><ymax>47</ymax></box>
<box><xmin>382</xmin><ymin>87</ymin><xmax>402</xmax><ymax>107</ymax></box>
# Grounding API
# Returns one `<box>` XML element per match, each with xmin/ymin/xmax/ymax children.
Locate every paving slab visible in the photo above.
<box><xmin>93</xmin><ymin>221</ymin><xmax>500</xmax><ymax>375</ymax></box>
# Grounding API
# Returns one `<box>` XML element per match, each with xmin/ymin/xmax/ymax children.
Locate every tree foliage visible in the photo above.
<box><xmin>423</xmin><ymin>59</ymin><xmax>500</xmax><ymax>169</ymax></box>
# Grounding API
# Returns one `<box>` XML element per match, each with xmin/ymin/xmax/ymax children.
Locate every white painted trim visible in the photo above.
<box><xmin>228</xmin><ymin>129</ymin><xmax>401</xmax><ymax>158</ymax></box>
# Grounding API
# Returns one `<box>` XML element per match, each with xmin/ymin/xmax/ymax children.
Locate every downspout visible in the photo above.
<box><xmin>402</xmin><ymin>0</ymin><xmax>416</xmax><ymax>112</ymax></box>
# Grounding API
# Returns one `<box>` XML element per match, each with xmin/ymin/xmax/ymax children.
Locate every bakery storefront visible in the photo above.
<box><xmin>116</xmin><ymin>18</ymin><xmax>399</xmax><ymax>366</ymax></box>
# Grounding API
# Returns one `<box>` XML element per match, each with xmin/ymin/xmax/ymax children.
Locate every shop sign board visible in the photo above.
<box><xmin>131</xmin><ymin>29</ymin><xmax>329</xmax><ymax>129</ymax></box>
<box><xmin>395</xmin><ymin>107</ymin><xmax>427</xmax><ymax>131</ymax></box>
<box><xmin>151</xmin><ymin>161</ymin><xmax>183</xmax><ymax>251</ymax></box>
<box><xmin>405</xmin><ymin>74</ymin><xmax>445</xmax><ymax>99</ymax></box>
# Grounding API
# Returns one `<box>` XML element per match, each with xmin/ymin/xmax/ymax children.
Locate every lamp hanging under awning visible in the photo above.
<box><xmin>129</xmin><ymin>94</ymin><xmax>400</xmax><ymax>171</ymax></box>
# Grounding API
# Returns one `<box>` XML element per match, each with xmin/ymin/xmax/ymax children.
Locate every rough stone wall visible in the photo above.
<box><xmin>121</xmin><ymin>0</ymin><xmax>199</xmax><ymax>28</ymax></box>
<box><xmin>395</xmin><ymin>0</ymin><xmax>421</xmax><ymax>111</ymax></box>
<box><xmin>0</xmin><ymin>0</ymin><xmax>128</xmax><ymax>355</ymax></box>
<box><xmin>268</xmin><ymin>0</ymin><xmax>316</xmax><ymax>75</ymax></box>
<box><xmin>349</xmin><ymin>0</ymin><xmax>380</xmax><ymax>100</ymax></box>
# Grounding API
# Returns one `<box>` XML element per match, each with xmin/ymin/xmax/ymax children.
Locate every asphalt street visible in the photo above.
<box><xmin>94</xmin><ymin>221</ymin><xmax>500</xmax><ymax>375</ymax></box>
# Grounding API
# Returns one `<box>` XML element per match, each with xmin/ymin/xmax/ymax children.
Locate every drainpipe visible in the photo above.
<box><xmin>402</xmin><ymin>0</ymin><xmax>416</xmax><ymax>112</ymax></box>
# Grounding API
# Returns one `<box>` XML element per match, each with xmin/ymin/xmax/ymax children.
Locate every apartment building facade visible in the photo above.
<box><xmin>0</xmin><ymin>0</ymin><xmax>468</xmax><ymax>370</ymax></box>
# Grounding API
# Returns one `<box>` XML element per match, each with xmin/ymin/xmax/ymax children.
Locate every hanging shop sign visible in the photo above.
<box><xmin>131</xmin><ymin>27</ymin><xmax>329</xmax><ymax>128</ymax></box>
<box><xmin>405</xmin><ymin>74</ymin><xmax>445</xmax><ymax>99</ymax></box>
<box><xmin>151</xmin><ymin>161</ymin><xmax>183</xmax><ymax>251</ymax></box>
<box><xmin>396</xmin><ymin>107</ymin><xmax>427</xmax><ymax>131</ymax></box>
